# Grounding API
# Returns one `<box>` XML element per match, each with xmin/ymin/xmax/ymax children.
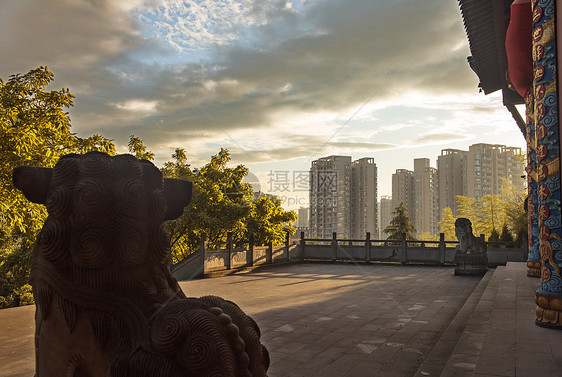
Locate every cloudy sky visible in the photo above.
<box><xmin>1</xmin><ymin>0</ymin><xmax>526</xmax><ymax>209</ymax></box>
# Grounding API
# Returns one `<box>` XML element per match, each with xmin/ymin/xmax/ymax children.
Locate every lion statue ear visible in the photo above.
<box><xmin>163</xmin><ymin>178</ymin><xmax>193</xmax><ymax>220</ymax></box>
<box><xmin>12</xmin><ymin>166</ymin><xmax>53</xmax><ymax>205</ymax></box>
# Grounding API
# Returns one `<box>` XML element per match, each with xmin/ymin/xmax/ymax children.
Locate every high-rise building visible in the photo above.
<box><xmin>309</xmin><ymin>155</ymin><xmax>378</xmax><ymax>239</ymax></box>
<box><xmin>378</xmin><ymin>195</ymin><xmax>393</xmax><ymax>238</ymax></box>
<box><xmin>414</xmin><ymin>158</ymin><xmax>438</xmax><ymax>236</ymax></box>
<box><xmin>435</xmin><ymin>143</ymin><xmax>524</xmax><ymax>221</ymax></box>
<box><xmin>465</xmin><ymin>144</ymin><xmax>524</xmax><ymax>199</ymax></box>
<box><xmin>297</xmin><ymin>207</ymin><xmax>309</xmax><ymax>228</ymax></box>
<box><xmin>350</xmin><ymin>158</ymin><xmax>378</xmax><ymax>239</ymax></box>
<box><xmin>309</xmin><ymin>156</ymin><xmax>352</xmax><ymax>238</ymax></box>
<box><xmin>392</xmin><ymin>169</ymin><xmax>415</xmax><ymax>225</ymax></box>
<box><xmin>437</xmin><ymin>149</ymin><xmax>467</xmax><ymax>217</ymax></box>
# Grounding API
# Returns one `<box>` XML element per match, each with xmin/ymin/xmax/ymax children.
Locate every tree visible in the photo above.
<box><xmin>438</xmin><ymin>207</ymin><xmax>457</xmax><ymax>241</ymax></box>
<box><xmin>244</xmin><ymin>195</ymin><xmax>296</xmax><ymax>246</ymax></box>
<box><xmin>384</xmin><ymin>202</ymin><xmax>417</xmax><ymax>241</ymax></box>
<box><xmin>456</xmin><ymin>195</ymin><xmax>485</xmax><ymax>236</ymax></box>
<box><xmin>500</xmin><ymin>177</ymin><xmax>527</xmax><ymax>243</ymax></box>
<box><xmin>480</xmin><ymin>195</ymin><xmax>505</xmax><ymax>237</ymax></box>
<box><xmin>161</xmin><ymin>148</ymin><xmax>296</xmax><ymax>263</ymax></box>
<box><xmin>417</xmin><ymin>232</ymin><xmax>438</xmax><ymax>242</ymax></box>
<box><xmin>488</xmin><ymin>227</ymin><xmax>500</xmax><ymax>242</ymax></box>
<box><xmin>499</xmin><ymin>222</ymin><xmax>514</xmax><ymax>243</ymax></box>
<box><xmin>0</xmin><ymin>67</ymin><xmax>115</xmax><ymax>307</ymax></box>
<box><xmin>162</xmin><ymin>148</ymin><xmax>251</xmax><ymax>261</ymax></box>
<box><xmin>128</xmin><ymin>135</ymin><xmax>154</xmax><ymax>161</ymax></box>
<box><xmin>454</xmin><ymin>178</ymin><xmax>527</xmax><ymax>242</ymax></box>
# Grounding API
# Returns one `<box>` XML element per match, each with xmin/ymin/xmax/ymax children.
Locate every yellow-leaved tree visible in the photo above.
<box><xmin>0</xmin><ymin>67</ymin><xmax>115</xmax><ymax>308</ymax></box>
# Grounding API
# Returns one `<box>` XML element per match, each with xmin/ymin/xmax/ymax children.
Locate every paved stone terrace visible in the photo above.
<box><xmin>0</xmin><ymin>262</ymin><xmax>560</xmax><ymax>376</ymax></box>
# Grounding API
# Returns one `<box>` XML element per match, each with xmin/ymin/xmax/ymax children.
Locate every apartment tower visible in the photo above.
<box><xmin>309</xmin><ymin>156</ymin><xmax>352</xmax><ymax>238</ymax></box>
<box><xmin>465</xmin><ymin>144</ymin><xmax>524</xmax><ymax>199</ymax></box>
<box><xmin>437</xmin><ymin>149</ymin><xmax>467</xmax><ymax>217</ymax></box>
<box><xmin>391</xmin><ymin>169</ymin><xmax>415</xmax><ymax>226</ymax></box>
<box><xmin>414</xmin><ymin>158</ymin><xmax>438</xmax><ymax>236</ymax></box>
<box><xmin>309</xmin><ymin>156</ymin><xmax>378</xmax><ymax>239</ymax></box>
<box><xmin>378</xmin><ymin>195</ymin><xmax>393</xmax><ymax>238</ymax></box>
<box><xmin>350</xmin><ymin>158</ymin><xmax>378</xmax><ymax>239</ymax></box>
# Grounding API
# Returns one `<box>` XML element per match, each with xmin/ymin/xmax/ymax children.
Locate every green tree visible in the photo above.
<box><xmin>499</xmin><ymin>222</ymin><xmax>514</xmax><ymax>243</ymax></box>
<box><xmin>161</xmin><ymin>148</ymin><xmax>297</xmax><ymax>262</ymax></box>
<box><xmin>455</xmin><ymin>178</ymin><xmax>527</xmax><ymax>243</ymax></box>
<box><xmin>438</xmin><ymin>207</ymin><xmax>457</xmax><ymax>241</ymax></box>
<box><xmin>417</xmin><ymin>232</ymin><xmax>438</xmax><ymax>242</ymax></box>
<box><xmin>500</xmin><ymin>177</ymin><xmax>527</xmax><ymax>244</ymax></box>
<box><xmin>480</xmin><ymin>195</ymin><xmax>505</xmax><ymax>237</ymax></box>
<box><xmin>128</xmin><ymin>135</ymin><xmax>154</xmax><ymax>161</ymax></box>
<box><xmin>0</xmin><ymin>67</ymin><xmax>115</xmax><ymax>308</ymax></box>
<box><xmin>488</xmin><ymin>227</ymin><xmax>500</xmax><ymax>242</ymax></box>
<box><xmin>384</xmin><ymin>202</ymin><xmax>417</xmax><ymax>241</ymax></box>
<box><xmin>162</xmin><ymin>148</ymin><xmax>251</xmax><ymax>260</ymax></box>
<box><xmin>244</xmin><ymin>195</ymin><xmax>296</xmax><ymax>246</ymax></box>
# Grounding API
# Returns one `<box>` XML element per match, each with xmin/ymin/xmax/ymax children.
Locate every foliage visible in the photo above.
<box><xmin>417</xmin><ymin>232</ymin><xmax>438</xmax><ymax>242</ymax></box>
<box><xmin>456</xmin><ymin>194</ymin><xmax>503</xmax><ymax>240</ymax></box>
<box><xmin>500</xmin><ymin>177</ymin><xmax>527</xmax><ymax>243</ymax></box>
<box><xmin>383</xmin><ymin>202</ymin><xmax>417</xmax><ymax>241</ymax></box>
<box><xmin>438</xmin><ymin>207</ymin><xmax>457</xmax><ymax>241</ymax></box>
<box><xmin>500</xmin><ymin>222</ymin><xmax>514</xmax><ymax>243</ymax></box>
<box><xmin>161</xmin><ymin>147</ymin><xmax>296</xmax><ymax>262</ymax></box>
<box><xmin>0</xmin><ymin>67</ymin><xmax>115</xmax><ymax>308</ymax></box>
<box><xmin>128</xmin><ymin>135</ymin><xmax>154</xmax><ymax>161</ymax></box>
<box><xmin>488</xmin><ymin>227</ymin><xmax>500</xmax><ymax>242</ymax></box>
<box><xmin>454</xmin><ymin>178</ymin><xmax>527</xmax><ymax>242</ymax></box>
<box><xmin>245</xmin><ymin>195</ymin><xmax>296</xmax><ymax>246</ymax></box>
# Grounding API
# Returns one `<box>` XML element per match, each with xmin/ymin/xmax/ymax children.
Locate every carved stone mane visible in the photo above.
<box><xmin>13</xmin><ymin>152</ymin><xmax>269</xmax><ymax>377</ymax></box>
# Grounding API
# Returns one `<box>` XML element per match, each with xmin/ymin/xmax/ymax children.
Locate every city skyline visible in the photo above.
<box><xmin>304</xmin><ymin>142</ymin><xmax>525</xmax><ymax>238</ymax></box>
<box><xmin>1</xmin><ymin>0</ymin><xmax>526</xmax><ymax>208</ymax></box>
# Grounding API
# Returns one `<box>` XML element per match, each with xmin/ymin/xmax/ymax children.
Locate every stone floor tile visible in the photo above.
<box><xmin>4</xmin><ymin>262</ymin><xmax>560</xmax><ymax>377</ymax></box>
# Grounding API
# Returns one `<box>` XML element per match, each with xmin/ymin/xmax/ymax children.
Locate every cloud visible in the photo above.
<box><xmin>407</xmin><ymin>133</ymin><xmax>469</xmax><ymax>146</ymax></box>
<box><xmin>0</xmin><ymin>0</ymin><xmax>144</xmax><ymax>73</ymax></box>
<box><xmin>0</xmin><ymin>0</ymin><xmax>493</xmax><ymax>167</ymax></box>
<box><xmin>229</xmin><ymin>137</ymin><xmax>397</xmax><ymax>163</ymax></box>
<box><xmin>133</xmin><ymin>0</ymin><xmax>297</xmax><ymax>51</ymax></box>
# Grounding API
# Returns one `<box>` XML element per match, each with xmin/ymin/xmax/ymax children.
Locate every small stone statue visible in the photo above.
<box><xmin>454</xmin><ymin>218</ymin><xmax>487</xmax><ymax>276</ymax></box>
<box><xmin>454</xmin><ymin>218</ymin><xmax>486</xmax><ymax>255</ymax></box>
<box><xmin>13</xmin><ymin>152</ymin><xmax>269</xmax><ymax>377</ymax></box>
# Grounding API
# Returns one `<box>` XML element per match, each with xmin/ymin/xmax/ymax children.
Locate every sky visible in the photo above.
<box><xmin>0</xmin><ymin>0</ymin><xmax>527</xmax><ymax>210</ymax></box>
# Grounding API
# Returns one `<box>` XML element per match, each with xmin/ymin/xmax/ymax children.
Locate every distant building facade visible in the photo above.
<box><xmin>378</xmin><ymin>195</ymin><xmax>393</xmax><ymax>238</ymax></box>
<box><xmin>435</xmin><ymin>143</ymin><xmax>524</xmax><ymax>220</ymax></box>
<box><xmin>465</xmin><ymin>144</ymin><xmax>524</xmax><ymax>200</ymax></box>
<box><xmin>297</xmin><ymin>207</ymin><xmax>309</xmax><ymax>228</ymax></box>
<box><xmin>309</xmin><ymin>155</ymin><xmax>377</xmax><ymax>239</ymax></box>
<box><xmin>391</xmin><ymin>169</ymin><xmax>415</xmax><ymax>226</ymax></box>
<box><xmin>437</xmin><ymin>149</ymin><xmax>467</xmax><ymax>217</ymax></box>
<box><xmin>414</xmin><ymin>158</ymin><xmax>438</xmax><ymax>236</ymax></box>
<box><xmin>350</xmin><ymin>158</ymin><xmax>378</xmax><ymax>239</ymax></box>
<box><xmin>309</xmin><ymin>156</ymin><xmax>352</xmax><ymax>239</ymax></box>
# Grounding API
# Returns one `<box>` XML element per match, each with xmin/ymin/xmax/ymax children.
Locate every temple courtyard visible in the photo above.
<box><xmin>1</xmin><ymin>262</ymin><xmax>560</xmax><ymax>376</ymax></box>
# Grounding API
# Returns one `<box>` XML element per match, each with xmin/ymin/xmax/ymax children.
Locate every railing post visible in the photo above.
<box><xmin>200</xmin><ymin>232</ymin><xmax>207</xmax><ymax>273</ymax></box>
<box><xmin>300</xmin><ymin>231</ymin><xmax>305</xmax><ymax>260</ymax></box>
<box><xmin>285</xmin><ymin>231</ymin><xmax>290</xmax><ymax>261</ymax></box>
<box><xmin>226</xmin><ymin>232</ymin><xmax>233</xmax><ymax>270</ymax></box>
<box><xmin>266</xmin><ymin>241</ymin><xmax>273</xmax><ymax>264</ymax></box>
<box><xmin>247</xmin><ymin>233</ymin><xmax>254</xmax><ymax>267</ymax></box>
<box><xmin>332</xmin><ymin>232</ymin><xmax>337</xmax><ymax>262</ymax></box>
<box><xmin>401</xmin><ymin>232</ymin><xmax>407</xmax><ymax>265</ymax></box>
<box><xmin>439</xmin><ymin>233</ymin><xmax>445</xmax><ymax>264</ymax></box>
<box><xmin>365</xmin><ymin>232</ymin><xmax>371</xmax><ymax>262</ymax></box>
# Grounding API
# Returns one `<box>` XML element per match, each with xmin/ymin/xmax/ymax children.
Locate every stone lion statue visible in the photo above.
<box><xmin>13</xmin><ymin>152</ymin><xmax>269</xmax><ymax>377</ymax></box>
<box><xmin>454</xmin><ymin>217</ymin><xmax>486</xmax><ymax>255</ymax></box>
